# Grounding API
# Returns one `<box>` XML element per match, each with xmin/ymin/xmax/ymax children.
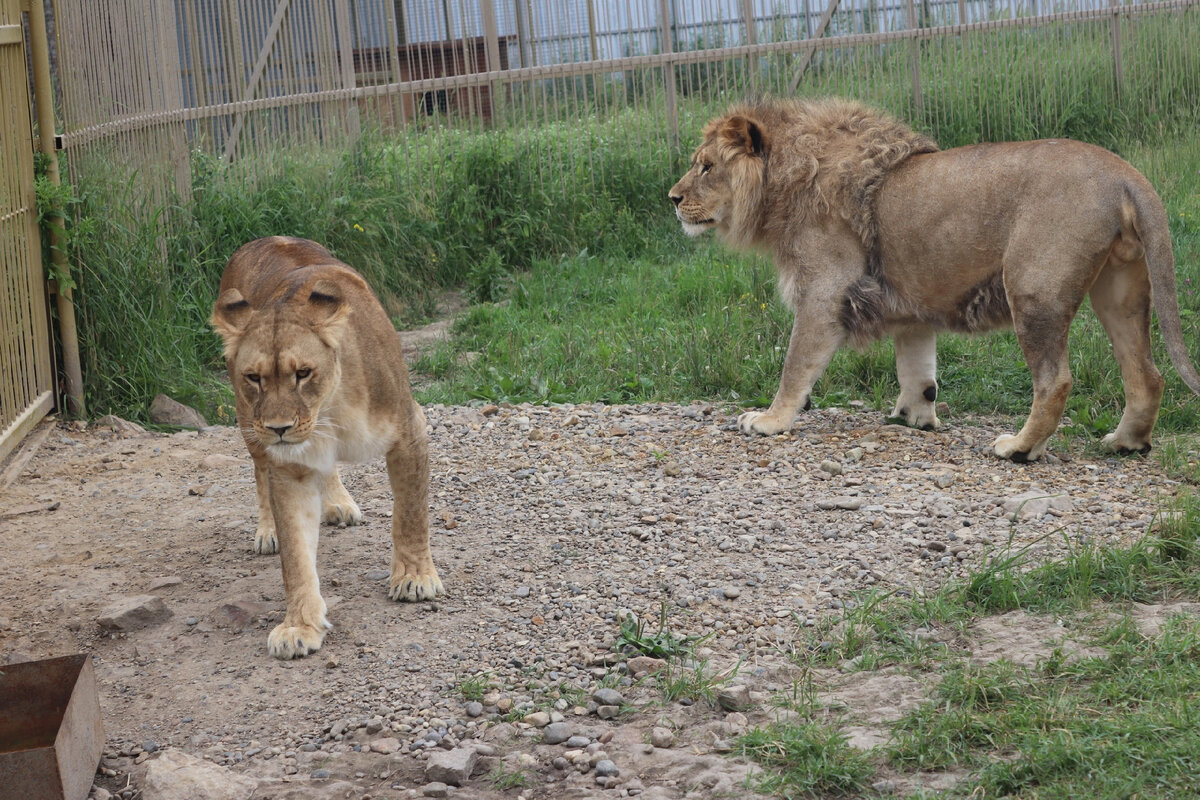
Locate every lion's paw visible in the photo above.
<box><xmin>267</xmin><ymin>621</ymin><xmax>328</xmax><ymax>660</ymax></box>
<box><xmin>1101</xmin><ymin>432</ymin><xmax>1151</xmax><ymax>455</ymax></box>
<box><xmin>322</xmin><ymin>498</ymin><xmax>363</xmax><ymax>527</ymax></box>
<box><xmin>991</xmin><ymin>434</ymin><xmax>1046</xmax><ymax>463</ymax></box>
<box><xmin>388</xmin><ymin>569</ymin><xmax>444</xmax><ymax>603</ymax></box>
<box><xmin>737</xmin><ymin>410</ymin><xmax>792</xmax><ymax>436</ymax></box>
<box><xmin>253</xmin><ymin>523</ymin><xmax>278</xmax><ymax>555</ymax></box>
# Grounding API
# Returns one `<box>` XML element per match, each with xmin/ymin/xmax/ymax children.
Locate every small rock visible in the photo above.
<box><xmin>421</xmin><ymin>782</ymin><xmax>449</xmax><ymax>799</ymax></box>
<box><xmin>597</xmin><ymin>705</ymin><xmax>620</xmax><ymax>720</ymax></box>
<box><xmin>149</xmin><ymin>394</ymin><xmax>208</xmax><ymax>429</ymax></box>
<box><xmin>716</xmin><ymin>685</ymin><xmax>753</xmax><ymax>712</ymax></box>
<box><xmin>199</xmin><ymin>454</ymin><xmax>243</xmax><ymax>470</ymax></box>
<box><xmin>97</xmin><ymin>595</ymin><xmax>172</xmax><ymax>631</ymax></box>
<box><xmin>819</xmin><ymin>459</ymin><xmax>843</xmax><ymax>476</ymax></box>
<box><xmin>649</xmin><ymin>727</ymin><xmax>676</xmax><ymax>748</ymax></box>
<box><xmin>463</xmin><ymin>701</ymin><xmax>484</xmax><ymax>718</ymax></box>
<box><xmin>425</xmin><ymin>747</ymin><xmax>478</xmax><ymax>786</ymax></box>
<box><xmin>370</xmin><ymin>738</ymin><xmax>401</xmax><ymax>755</ymax></box>
<box><xmin>524</xmin><ymin>711</ymin><xmax>551</xmax><ymax>727</ymax></box>
<box><xmin>594</xmin><ymin>759</ymin><xmax>619</xmax><ymax>778</ymax></box>
<box><xmin>543</xmin><ymin>722</ymin><xmax>573</xmax><ymax>744</ymax></box>
<box><xmin>564</xmin><ymin>735</ymin><xmax>590</xmax><ymax>748</ymax></box>
<box><xmin>722</xmin><ymin>586</ymin><xmax>741</xmax><ymax>599</ymax></box>
<box><xmin>95</xmin><ymin>415</ymin><xmax>146</xmax><ymax>436</ymax></box>
<box><xmin>626</xmin><ymin>656</ymin><xmax>667</xmax><ymax>676</ymax></box>
<box><xmin>141</xmin><ymin>750</ymin><xmax>256</xmax><ymax>800</ymax></box>
<box><xmin>817</xmin><ymin>496</ymin><xmax>863</xmax><ymax>511</ymax></box>
<box><xmin>311</xmin><ymin>769</ymin><xmax>330</xmax><ymax>780</ymax></box>
<box><xmin>592</xmin><ymin>688</ymin><xmax>624</xmax><ymax>706</ymax></box>
<box><xmin>146</xmin><ymin>576</ymin><xmax>182</xmax><ymax>592</ymax></box>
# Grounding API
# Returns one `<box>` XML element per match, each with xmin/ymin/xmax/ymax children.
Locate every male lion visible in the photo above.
<box><xmin>211</xmin><ymin>236</ymin><xmax>443</xmax><ymax>659</ymax></box>
<box><xmin>669</xmin><ymin>97</ymin><xmax>1200</xmax><ymax>461</ymax></box>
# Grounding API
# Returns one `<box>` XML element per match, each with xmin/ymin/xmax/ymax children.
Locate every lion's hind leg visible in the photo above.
<box><xmin>993</xmin><ymin>296</ymin><xmax>1080</xmax><ymax>463</ymax></box>
<box><xmin>384</xmin><ymin>421</ymin><xmax>444</xmax><ymax>602</ymax></box>
<box><xmin>321</xmin><ymin>467</ymin><xmax>364</xmax><ymax>527</ymax></box>
<box><xmin>891</xmin><ymin>327</ymin><xmax>941</xmax><ymax>430</ymax></box>
<box><xmin>1089</xmin><ymin>256</ymin><xmax>1164</xmax><ymax>454</ymax></box>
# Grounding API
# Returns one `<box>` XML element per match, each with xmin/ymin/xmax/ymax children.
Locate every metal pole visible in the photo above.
<box><xmin>28</xmin><ymin>0</ymin><xmax>84</xmax><ymax>417</ymax></box>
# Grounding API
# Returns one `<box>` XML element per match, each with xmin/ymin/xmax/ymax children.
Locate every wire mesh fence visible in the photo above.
<box><xmin>50</xmin><ymin>0</ymin><xmax>1200</xmax><ymax>234</ymax></box>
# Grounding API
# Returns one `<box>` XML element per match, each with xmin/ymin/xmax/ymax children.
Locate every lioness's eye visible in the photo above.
<box><xmin>295</xmin><ymin>368</ymin><xmax>312</xmax><ymax>381</ymax></box>
<box><xmin>245</xmin><ymin>373</ymin><xmax>261</xmax><ymax>386</ymax></box>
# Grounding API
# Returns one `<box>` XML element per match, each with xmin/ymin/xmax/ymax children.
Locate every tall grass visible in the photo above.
<box><xmin>62</xmin><ymin>12</ymin><xmax>1200</xmax><ymax>423</ymax></box>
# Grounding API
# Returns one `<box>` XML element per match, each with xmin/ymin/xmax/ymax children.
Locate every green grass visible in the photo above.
<box><xmin>734</xmin><ymin>490</ymin><xmax>1200</xmax><ymax>798</ymax></box>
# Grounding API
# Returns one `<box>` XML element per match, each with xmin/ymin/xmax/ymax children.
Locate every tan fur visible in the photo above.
<box><xmin>211</xmin><ymin>236</ymin><xmax>442</xmax><ymax>659</ymax></box>
<box><xmin>670</xmin><ymin>97</ymin><xmax>1200</xmax><ymax>461</ymax></box>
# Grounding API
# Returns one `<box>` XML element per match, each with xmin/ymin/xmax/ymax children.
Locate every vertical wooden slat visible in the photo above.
<box><xmin>656</xmin><ymin>0</ymin><xmax>678</xmax><ymax>146</ymax></box>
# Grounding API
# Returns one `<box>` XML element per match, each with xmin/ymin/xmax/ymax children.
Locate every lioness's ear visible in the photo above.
<box><xmin>718</xmin><ymin>115</ymin><xmax>765</xmax><ymax>158</ymax></box>
<box><xmin>210</xmin><ymin>288</ymin><xmax>253</xmax><ymax>357</ymax></box>
<box><xmin>304</xmin><ymin>279</ymin><xmax>350</xmax><ymax>348</ymax></box>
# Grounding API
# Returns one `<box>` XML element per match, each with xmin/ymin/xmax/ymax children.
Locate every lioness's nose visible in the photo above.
<box><xmin>669</xmin><ymin>192</ymin><xmax>682</xmax><ymax>207</ymax></box>
<box><xmin>267</xmin><ymin>424</ymin><xmax>292</xmax><ymax>438</ymax></box>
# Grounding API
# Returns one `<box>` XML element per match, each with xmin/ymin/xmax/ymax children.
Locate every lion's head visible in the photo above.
<box><xmin>669</xmin><ymin>98</ymin><xmax>938</xmax><ymax>253</ymax></box>
<box><xmin>669</xmin><ymin>115</ymin><xmax>767</xmax><ymax>247</ymax></box>
<box><xmin>211</xmin><ymin>277</ymin><xmax>350</xmax><ymax>457</ymax></box>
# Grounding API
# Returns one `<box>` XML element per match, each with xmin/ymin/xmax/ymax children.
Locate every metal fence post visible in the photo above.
<box><xmin>906</xmin><ymin>0</ymin><xmax>924</xmax><ymax>117</ymax></box>
<box><xmin>657</xmin><ymin>0</ymin><xmax>679</xmax><ymax>147</ymax></box>
<box><xmin>1110</xmin><ymin>0</ymin><xmax>1124</xmax><ymax>102</ymax></box>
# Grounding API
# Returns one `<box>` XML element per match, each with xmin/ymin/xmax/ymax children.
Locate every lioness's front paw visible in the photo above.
<box><xmin>322</xmin><ymin>498</ymin><xmax>363</xmax><ymax>527</ymax></box>
<box><xmin>267</xmin><ymin>622</ymin><xmax>327</xmax><ymax>659</ymax></box>
<box><xmin>254</xmin><ymin>523</ymin><xmax>278</xmax><ymax>555</ymax></box>
<box><xmin>737</xmin><ymin>410</ymin><xmax>792</xmax><ymax>436</ymax></box>
<box><xmin>991</xmin><ymin>434</ymin><xmax>1047</xmax><ymax>463</ymax></box>
<box><xmin>388</xmin><ymin>568</ymin><xmax>444</xmax><ymax>602</ymax></box>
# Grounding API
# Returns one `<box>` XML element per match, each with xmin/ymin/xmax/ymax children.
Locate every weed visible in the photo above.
<box><xmin>615</xmin><ymin>603</ymin><xmax>705</xmax><ymax>661</ymax></box>
<box><xmin>487</xmin><ymin>764</ymin><xmax>531</xmax><ymax>790</ymax></box>
<box><xmin>739</xmin><ymin>721</ymin><xmax>875</xmax><ymax>798</ymax></box>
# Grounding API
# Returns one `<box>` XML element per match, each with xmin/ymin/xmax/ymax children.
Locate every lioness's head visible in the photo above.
<box><xmin>211</xmin><ymin>280</ymin><xmax>349</xmax><ymax>454</ymax></box>
<box><xmin>669</xmin><ymin>113</ymin><xmax>767</xmax><ymax>245</ymax></box>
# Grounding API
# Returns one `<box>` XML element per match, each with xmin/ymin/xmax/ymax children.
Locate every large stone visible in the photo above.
<box><xmin>141</xmin><ymin>750</ymin><xmax>257</xmax><ymax>800</ymax></box>
<box><xmin>424</xmin><ymin>747</ymin><xmax>478</xmax><ymax>787</ymax></box>
<box><xmin>716</xmin><ymin>685</ymin><xmax>753</xmax><ymax>712</ymax></box>
<box><xmin>149</xmin><ymin>394</ymin><xmax>208</xmax><ymax>429</ymax></box>
<box><xmin>97</xmin><ymin>595</ymin><xmax>172</xmax><ymax>631</ymax></box>
<box><xmin>1001</xmin><ymin>490</ymin><xmax>1073</xmax><ymax>521</ymax></box>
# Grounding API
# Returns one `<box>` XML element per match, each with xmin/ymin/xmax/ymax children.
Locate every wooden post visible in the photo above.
<box><xmin>481</xmin><ymin>0</ymin><xmax>501</xmax><ymax>119</ymax></box>
<box><xmin>1110</xmin><ymin>0</ymin><xmax>1123</xmax><ymax>101</ymax></box>
<box><xmin>514</xmin><ymin>0</ymin><xmax>534</xmax><ymax>68</ymax></box>
<box><xmin>740</xmin><ymin>0</ymin><xmax>757</xmax><ymax>90</ymax></box>
<box><xmin>224</xmin><ymin>0</ymin><xmax>291</xmax><ymax>162</ymax></box>
<box><xmin>586</xmin><ymin>0</ymin><xmax>599</xmax><ymax>61</ymax></box>
<box><xmin>958</xmin><ymin>0</ymin><xmax>968</xmax><ymax>24</ymax></box>
<box><xmin>27</xmin><ymin>0</ymin><xmax>83</xmax><ymax>417</ymax></box>
<box><xmin>333</xmin><ymin>0</ymin><xmax>360</xmax><ymax>139</ymax></box>
<box><xmin>906</xmin><ymin>0</ymin><xmax>924</xmax><ymax>117</ymax></box>
<box><xmin>384</xmin><ymin>0</ymin><xmax>406</xmax><ymax>126</ymax></box>
<box><xmin>657</xmin><ymin>0</ymin><xmax>678</xmax><ymax>146</ymax></box>
<box><xmin>788</xmin><ymin>0</ymin><xmax>842</xmax><ymax>94</ymax></box>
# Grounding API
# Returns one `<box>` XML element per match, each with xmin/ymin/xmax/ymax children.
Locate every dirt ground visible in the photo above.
<box><xmin>0</xmin><ymin>397</ymin><xmax>1187</xmax><ymax>799</ymax></box>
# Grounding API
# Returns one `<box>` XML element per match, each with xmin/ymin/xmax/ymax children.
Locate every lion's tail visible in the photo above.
<box><xmin>1126</xmin><ymin>186</ymin><xmax>1200</xmax><ymax>395</ymax></box>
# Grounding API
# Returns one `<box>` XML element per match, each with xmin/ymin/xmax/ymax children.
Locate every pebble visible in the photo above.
<box><xmin>592</xmin><ymin>688</ymin><xmax>624</xmax><ymax>706</ymax></box>
<box><xmin>543</xmin><ymin>722</ymin><xmax>573</xmax><ymax>744</ymax></box>
<box><xmin>594</xmin><ymin>759</ymin><xmax>620</xmax><ymax>777</ymax></box>
<box><xmin>650</xmin><ymin>727</ymin><xmax>676</xmax><ymax>748</ymax></box>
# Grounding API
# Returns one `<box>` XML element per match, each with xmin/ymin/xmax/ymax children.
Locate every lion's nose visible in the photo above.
<box><xmin>267</xmin><ymin>424</ymin><xmax>292</xmax><ymax>439</ymax></box>
<box><xmin>669</xmin><ymin>192</ymin><xmax>682</xmax><ymax>207</ymax></box>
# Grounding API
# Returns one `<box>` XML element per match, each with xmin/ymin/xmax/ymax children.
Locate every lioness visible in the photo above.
<box><xmin>670</xmin><ymin>97</ymin><xmax>1200</xmax><ymax>461</ymax></box>
<box><xmin>211</xmin><ymin>236</ymin><xmax>443</xmax><ymax>659</ymax></box>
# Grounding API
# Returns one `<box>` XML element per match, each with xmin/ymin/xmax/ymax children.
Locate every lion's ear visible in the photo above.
<box><xmin>718</xmin><ymin>115</ymin><xmax>766</xmax><ymax>158</ymax></box>
<box><xmin>303</xmin><ymin>279</ymin><xmax>351</xmax><ymax>348</ymax></box>
<box><xmin>210</xmin><ymin>288</ymin><xmax>253</xmax><ymax>357</ymax></box>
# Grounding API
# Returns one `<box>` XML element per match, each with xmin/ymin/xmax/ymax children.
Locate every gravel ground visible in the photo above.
<box><xmin>0</xmin><ymin>402</ymin><xmax>1184</xmax><ymax>799</ymax></box>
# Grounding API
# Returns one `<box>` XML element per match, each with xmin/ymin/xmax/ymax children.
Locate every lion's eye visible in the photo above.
<box><xmin>295</xmin><ymin>368</ymin><xmax>312</xmax><ymax>381</ymax></box>
<box><xmin>699</xmin><ymin>162</ymin><xmax>712</xmax><ymax>175</ymax></box>
<box><xmin>245</xmin><ymin>373</ymin><xmax>261</xmax><ymax>386</ymax></box>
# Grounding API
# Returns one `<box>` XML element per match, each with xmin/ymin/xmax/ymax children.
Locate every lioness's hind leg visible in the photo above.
<box><xmin>891</xmin><ymin>327</ymin><xmax>941</xmax><ymax>430</ymax></box>
<box><xmin>385</xmin><ymin>416</ymin><xmax>444</xmax><ymax>602</ymax></box>
<box><xmin>321</xmin><ymin>467</ymin><xmax>363</xmax><ymax>527</ymax></box>
<box><xmin>1090</xmin><ymin>258</ymin><xmax>1164</xmax><ymax>453</ymax></box>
